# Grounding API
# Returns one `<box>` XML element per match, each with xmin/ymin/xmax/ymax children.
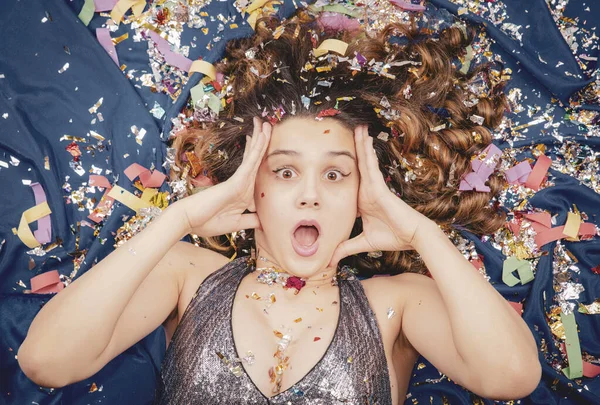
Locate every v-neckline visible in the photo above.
<box><xmin>228</xmin><ymin>263</ymin><xmax>343</xmax><ymax>401</ymax></box>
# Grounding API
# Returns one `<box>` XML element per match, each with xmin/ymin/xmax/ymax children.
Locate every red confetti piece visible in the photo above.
<box><xmin>314</xmin><ymin>337</ymin><xmax>321</xmax><ymax>342</ymax></box>
<box><xmin>317</xmin><ymin>108</ymin><xmax>341</xmax><ymax>118</ymax></box>
<box><xmin>65</xmin><ymin>141</ymin><xmax>81</xmax><ymax>161</ymax></box>
<box><xmin>285</xmin><ymin>276</ymin><xmax>306</xmax><ymax>292</ymax></box>
<box><xmin>507</xmin><ymin>300</ymin><xmax>523</xmax><ymax>316</ymax></box>
<box><xmin>30</xmin><ymin>270</ymin><xmax>64</xmax><ymax>294</ymax></box>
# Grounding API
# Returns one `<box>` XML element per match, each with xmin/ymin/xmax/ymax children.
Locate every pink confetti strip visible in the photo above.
<box><xmin>533</xmin><ymin>223</ymin><xmax>596</xmax><ymax>248</ymax></box>
<box><xmin>94</xmin><ymin>0</ymin><xmax>118</xmax><ymax>12</ymax></box>
<box><xmin>319</xmin><ymin>13</ymin><xmax>361</xmax><ymax>32</ymax></box>
<box><xmin>525</xmin><ymin>154</ymin><xmax>552</xmax><ymax>191</ymax></box>
<box><xmin>124</xmin><ymin>163</ymin><xmax>167</xmax><ymax>188</ymax></box>
<box><xmin>459</xmin><ymin>172</ymin><xmax>491</xmax><ymax>192</ymax></box>
<box><xmin>504</xmin><ymin>161</ymin><xmax>532</xmax><ymax>184</ymax></box>
<box><xmin>148</xmin><ymin>31</ymin><xmax>192</xmax><ymax>72</ymax></box>
<box><xmin>459</xmin><ymin>144</ymin><xmax>502</xmax><ymax>192</ymax></box>
<box><xmin>389</xmin><ymin>0</ymin><xmax>426</xmax><ymax>12</ymax></box>
<box><xmin>30</xmin><ymin>270</ymin><xmax>64</xmax><ymax>294</ymax></box>
<box><xmin>507</xmin><ymin>301</ymin><xmax>523</xmax><ymax>316</ymax></box>
<box><xmin>88</xmin><ymin>175</ymin><xmax>116</xmax><ymax>223</ymax></box>
<box><xmin>96</xmin><ymin>28</ymin><xmax>119</xmax><ymax>66</ymax></box>
<box><xmin>30</xmin><ymin>182</ymin><xmax>51</xmax><ymax>244</ymax></box>
<box><xmin>523</xmin><ymin>212</ymin><xmax>552</xmax><ymax>228</ymax></box>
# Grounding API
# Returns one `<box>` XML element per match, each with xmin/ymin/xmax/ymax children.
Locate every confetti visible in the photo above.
<box><xmin>58</xmin><ymin>62</ymin><xmax>70</xmax><ymax>74</ymax></box>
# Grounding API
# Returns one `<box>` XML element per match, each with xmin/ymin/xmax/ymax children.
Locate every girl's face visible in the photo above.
<box><xmin>253</xmin><ymin>116</ymin><xmax>360</xmax><ymax>278</ymax></box>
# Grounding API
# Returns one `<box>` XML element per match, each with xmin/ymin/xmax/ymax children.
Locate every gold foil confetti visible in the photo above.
<box><xmin>578</xmin><ymin>299</ymin><xmax>600</xmax><ymax>315</ymax></box>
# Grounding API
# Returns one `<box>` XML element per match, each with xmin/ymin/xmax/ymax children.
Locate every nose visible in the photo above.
<box><xmin>297</xmin><ymin>175</ymin><xmax>320</xmax><ymax>208</ymax></box>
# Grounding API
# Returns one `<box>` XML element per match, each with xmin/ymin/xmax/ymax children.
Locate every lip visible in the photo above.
<box><xmin>290</xmin><ymin>219</ymin><xmax>321</xmax><ymax>257</ymax></box>
<box><xmin>292</xmin><ymin>219</ymin><xmax>322</xmax><ymax>236</ymax></box>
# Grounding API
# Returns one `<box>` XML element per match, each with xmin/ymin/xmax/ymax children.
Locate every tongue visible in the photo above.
<box><xmin>293</xmin><ymin>226</ymin><xmax>319</xmax><ymax>247</ymax></box>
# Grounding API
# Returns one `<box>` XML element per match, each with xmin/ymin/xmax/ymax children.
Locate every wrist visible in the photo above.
<box><xmin>162</xmin><ymin>202</ymin><xmax>192</xmax><ymax>237</ymax></box>
<box><xmin>411</xmin><ymin>218</ymin><xmax>444</xmax><ymax>252</ymax></box>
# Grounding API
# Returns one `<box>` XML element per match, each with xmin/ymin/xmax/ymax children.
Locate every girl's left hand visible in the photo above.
<box><xmin>328</xmin><ymin>125</ymin><xmax>433</xmax><ymax>268</ymax></box>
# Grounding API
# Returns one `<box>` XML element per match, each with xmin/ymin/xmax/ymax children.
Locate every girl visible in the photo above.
<box><xmin>18</xmin><ymin>7</ymin><xmax>541</xmax><ymax>404</ymax></box>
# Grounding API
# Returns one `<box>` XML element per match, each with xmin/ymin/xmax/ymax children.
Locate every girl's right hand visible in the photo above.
<box><xmin>173</xmin><ymin>117</ymin><xmax>272</xmax><ymax>238</ymax></box>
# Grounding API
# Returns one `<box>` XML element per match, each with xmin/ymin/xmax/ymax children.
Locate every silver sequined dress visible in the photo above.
<box><xmin>153</xmin><ymin>256</ymin><xmax>392</xmax><ymax>404</ymax></box>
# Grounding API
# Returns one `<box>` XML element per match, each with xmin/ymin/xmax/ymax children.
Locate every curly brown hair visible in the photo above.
<box><xmin>169</xmin><ymin>8</ymin><xmax>508</xmax><ymax>277</ymax></box>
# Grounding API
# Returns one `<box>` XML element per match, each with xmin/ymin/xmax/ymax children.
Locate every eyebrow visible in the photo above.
<box><xmin>267</xmin><ymin>149</ymin><xmax>356</xmax><ymax>162</ymax></box>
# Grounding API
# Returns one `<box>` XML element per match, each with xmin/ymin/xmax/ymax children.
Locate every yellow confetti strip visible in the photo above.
<box><xmin>563</xmin><ymin>211</ymin><xmax>581</xmax><ymax>240</ymax></box>
<box><xmin>313</xmin><ymin>39</ymin><xmax>348</xmax><ymax>57</ymax></box>
<box><xmin>246</xmin><ymin>0</ymin><xmax>270</xmax><ymax>13</ymax></box>
<box><xmin>189</xmin><ymin>60</ymin><xmax>217</xmax><ymax>80</ymax></box>
<box><xmin>110</xmin><ymin>0</ymin><xmax>145</xmax><ymax>25</ymax></box>
<box><xmin>112</xmin><ymin>32</ymin><xmax>129</xmax><ymax>45</ymax></box>
<box><xmin>12</xmin><ymin>202</ymin><xmax>52</xmax><ymax>248</ymax></box>
<box><xmin>246</xmin><ymin>0</ymin><xmax>281</xmax><ymax>30</ymax></box>
<box><xmin>107</xmin><ymin>185</ymin><xmax>152</xmax><ymax>213</ymax></box>
<box><xmin>273</xmin><ymin>25</ymin><xmax>285</xmax><ymax>39</ymax></box>
<box><xmin>315</xmin><ymin>66</ymin><xmax>332</xmax><ymax>73</ymax></box>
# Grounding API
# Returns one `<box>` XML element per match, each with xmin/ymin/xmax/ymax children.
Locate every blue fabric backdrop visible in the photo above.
<box><xmin>1</xmin><ymin>0</ymin><xmax>599</xmax><ymax>404</ymax></box>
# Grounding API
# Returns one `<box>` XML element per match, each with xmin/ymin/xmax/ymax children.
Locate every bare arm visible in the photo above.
<box><xmin>17</xmin><ymin>118</ymin><xmax>270</xmax><ymax>388</ymax></box>
<box><xmin>399</xmin><ymin>220</ymin><xmax>541</xmax><ymax>399</ymax></box>
<box><xmin>17</xmin><ymin>203</ymin><xmax>189</xmax><ymax>388</ymax></box>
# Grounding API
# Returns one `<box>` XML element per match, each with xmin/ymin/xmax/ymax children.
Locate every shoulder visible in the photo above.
<box><xmin>171</xmin><ymin>241</ymin><xmax>230</xmax><ymax>319</ymax></box>
<box><xmin>361</xmin><ymin>271</ymin><xmax>433</xmax><ymax>313</ymax></box>
<box><xmin>359</xmin><ymin>273</ymin><xmax>421</xmax><ymax>344</ymax></box>
<box><xmin>360</xmin><ymin>272</ymin><xmax>434</xmax><ymax>345</ymax></box>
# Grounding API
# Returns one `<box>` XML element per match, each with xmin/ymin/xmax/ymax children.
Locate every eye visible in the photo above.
<box><xmin>273</xmin><ymin>166</ymin><xmax>297</xmax><ymax>179</ymax></box>
<box><xmin>272</xmin><ymin>166</ymin><xmax>350</xmax><ymax>182</ymax></box>
<box><xmin>325</xmin><ymin>170</ymin><xmax>348</xmax><ymax>181</ymax></box>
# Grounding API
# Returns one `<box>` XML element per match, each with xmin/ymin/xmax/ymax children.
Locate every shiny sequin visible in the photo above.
<box><xmin>153</xmin><ymin>256</ymin><xmax>392</xmax><ymax>404</ymax></box>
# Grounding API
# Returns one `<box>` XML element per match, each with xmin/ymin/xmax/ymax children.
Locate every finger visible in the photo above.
<box><xmin>240</xmin><ymin>118</ymin><xmax>265</xmax><ymax>170</ymax></box>
<box><xmin>243</xmin><ymin>135</ymin><xmax>251</xmax><ymax>161</ymax></box>
<box><xmin>245</xmin><ymin>123</ymin><xmax>270</xmax><ymax>176</ymax></box>
<box><xmin>364</xmin><ymin>130</ymin><xmax>383</xmax><ymax>184</ymax></box>
<box><xmin>238</xmin><ymin>212</ymin><xmax>262</xmax><ymax>231</ymax></box>
<box><xmin>252</xmin><ymin>116</ymin><xmax>261</xmax><ymax>140</ymax></box>
<box><xmin>365</xmin><ymin>130</ymin><xmax>379</xmax><ymax>181</ymax></box>
<box><xmin>248</xmin><ymin>117</ymin><xmax>261</xmax><ymax>150</ymax></box>
<box><xmin>354</xmin><ymin>126</ymin><xmax>369</xmax><ymax>180</ymax></box>
<box><xmin>242</xmin><ymin>118</ymin><xmax>260</xmax><ymax>162</ymax></box>
<box><xmin>330</xmin><ymin>233</ymin><xmax>370</xmax><ymax>267</ymax></box>
<box><xmin>255</xmin><ymin>121</ymin><xmax>272</xmax><ymax>164</ymax></box>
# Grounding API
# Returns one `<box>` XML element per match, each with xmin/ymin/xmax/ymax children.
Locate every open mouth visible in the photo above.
<box><xmin>291</xmin><ymin>223</ymin><xmax>320</xmax><ymax>257</ymax></box>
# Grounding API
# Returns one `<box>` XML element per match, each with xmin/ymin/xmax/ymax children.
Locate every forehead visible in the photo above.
<box><xmin>269</xmin><ymin>117</ymin><xmax>355</xmax><ymax>154</ymax></box>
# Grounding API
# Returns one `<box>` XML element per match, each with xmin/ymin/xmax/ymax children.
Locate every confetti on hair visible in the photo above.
<box><xmin>316</xmin><ymin>108</ymin><xmax>341</xmax><ymax>118</ymax></box>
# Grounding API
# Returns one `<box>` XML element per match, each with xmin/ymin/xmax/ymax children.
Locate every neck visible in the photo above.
<box><xmin>250</xmin><ymin>248</ymin><xmax>339</xmax><ymax>294</ymax></box>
